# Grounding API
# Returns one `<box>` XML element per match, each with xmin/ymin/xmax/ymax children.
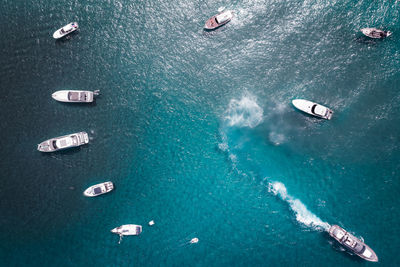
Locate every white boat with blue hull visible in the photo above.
<box><xmin>84</xmin><ymin>182</ymin><xmax>114</xmax><ymax>197</ymax></box>
<box><xmin>37</xmin><ymin>132</ymin><xmax>89</xmax><ymax>152</ymax></box>
<box><xmin>53</xmin><ymin>22</ymin><xmax>79</xmax><ymax>39</ymax></box>
<box><xmin>292</xmin><ymin>99</ymin><xmax>333</xmax><ymax>120</ymax></box>
<box><xmin>329</xmin><ymin>225</ymin><xmax>378</xmax><ymax>262</ymax></box>
<box><xmin>52</xmin><ymin>90</ymin><xmax>99</xmax><ymax>103</ymax></box>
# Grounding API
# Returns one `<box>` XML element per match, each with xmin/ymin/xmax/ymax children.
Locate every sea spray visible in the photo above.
<box><xmin>219</xmin><ymin>95</ymin><xmax>263</xmax><ymax>170</ymax></box>
<box><xmin>268</xmin><ymin>181</ymin><xmax>330</xmax><ymax>231</ymax></box>
<box><xmin>224</xmin><ymin>96</ymin><xmax>263</xmax><ymax>128</ymax></box>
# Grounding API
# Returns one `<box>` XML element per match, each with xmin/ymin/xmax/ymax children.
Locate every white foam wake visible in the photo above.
<box><xmin>269</xmin><ymin>181</ymin><xmax>330</xmax><ymax>231</ymax></box>
<box><xmin>224</xmin><ymin>96</ymin><xmax>263</xmax><ymax>128</ymax></box>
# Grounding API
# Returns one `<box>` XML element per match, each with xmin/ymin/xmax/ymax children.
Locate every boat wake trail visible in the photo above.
<box><xmin>219</xmin><ymin>95</ymin><xmax>329</xmax><ymax>232</ymax></box>
<box><xmin>268</xmin><ymin>181</ymin><xmax>330</xmax><ymax>231</ymax></box>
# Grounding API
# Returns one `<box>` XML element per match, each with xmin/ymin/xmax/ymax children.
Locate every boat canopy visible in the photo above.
<box><xmin>94</xmin><ymin>187</ymin><xmax>103</xmax><ymax>194</ymax></box>
<box><xmin>312</xmin><ymin>105</ymin><xmax>328</xmax><ymax>116</ymax></box>
<box><xmin>56</xmin><ymin>137</ymin><xmax>73</xmax><ymax>148</ymax></box>
<box><xmin>333</xmin><ymin>228</ymin><xmax>345</xmax><ymax>239</ymax></box>
<box><xmin>68</xmin><ymin>92</ymin><xmax>87</xmax><ymax>101</ymax></box>
<box><xmin>65</xmin><ymin>25</ymin><xmax>74</xmax><ymax>31</ymax></box>
<box><xmin>215</xmin><ymin>11</ymin><xmax>232</xmax><ymax>24</ymax></box>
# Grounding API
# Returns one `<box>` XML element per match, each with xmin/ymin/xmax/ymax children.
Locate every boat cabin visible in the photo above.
<box><xmin>215</xmin><ymin>11</ymin><xmax>232</xmax><ymax>24</ymax></box>
<box><xmin>68</xmin><ymin>91</ymin><xmax>88</xmax><ymax>102</ymax></box>
<box><xmin>311</xmin><ymin>104</ymin><xmax>328</xmax><ymax>117</ymax></box>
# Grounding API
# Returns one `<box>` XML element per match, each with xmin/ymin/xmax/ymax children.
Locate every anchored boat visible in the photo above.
<box><xmin>52</xmin><ymin>90</ymin><xmax>100</xmax><ymax>103</ymax></box>
<box><xmin>53</xmin><ymin>22</ymin><xmax>79</xmax><ymax>39</ymax></box>
<box><xmin>111</xmin><ymin>225</ymin><xmax>142</xmax><ymax>236</ymax></box>
<box><xmin>37</xmin><ymin>132</ymin><xmax>89</xmax><ymax>152</ymax></box>
<box><xmin>83</xmin><ymin>181</ymin><xmax>114</xmax><ymax>197</ymax></box>
<box><xmin>360</xmin><ymin>28</ymin><xmax>391</xmax><ymax>39</ymax></box>
<box><xmin>292</xmin><ymin>99</ymin><xmax>333</xmax><ymax>120</ymax></box>
<box><xmin>329</xmin><ymin>225</ymin><xmax>378</xmax><ymax>262</ymax></box>
<box><xmin>204</xmin><ymin>10</ymin><xmax>233</xmax><ymax>30</ymax></box>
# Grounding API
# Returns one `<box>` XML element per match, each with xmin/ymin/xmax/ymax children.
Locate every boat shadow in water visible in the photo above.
<box><xmin>39</xmin><ymin>145</ymin><xmax>87</xmax><ymax>157</ymax></box>
<box><xmin>354</xmin><ymin>35</ymin><xmax>382</xmax><ymax>45</ymax></box>
<box><xmin>55</xmin><ymin>101</ymin><xmax>98</xmax><ymax>108</ymax></box>
<box><xmin>202</xmin><ymin>25</ymin><xmax>230</xmax><ymax>36</ymax></box>
<box><xmin>55</xmin><ymin>31</ymin><xmax>79</xmax><ymax>44</ymax></box>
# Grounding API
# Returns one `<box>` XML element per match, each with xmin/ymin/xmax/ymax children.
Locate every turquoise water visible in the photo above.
<box><xmin>1</xmin><ymin>0</ymin><xmax>400</xmax><ymax>266</ymax></box>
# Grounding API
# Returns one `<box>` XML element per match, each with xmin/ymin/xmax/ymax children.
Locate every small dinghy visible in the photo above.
<box><xmin>83</xmin><ymin>181</ymin><xmax>113</xmax><ymax>197</ymax></box>
<box><xmin>37</xmin><ymin>132</ymin><xmax>89</xmax><ymax>152</ymax></box>
<box><xmin>204</xmin><ymin>10</ymin><xmax>233</xmax><ymax>30</ymax></box>
<box><xmin>360</xmin><ymin>28</ymin><xmax>391</xmax><ymax>39</ymax></box>
<box><xmin>329</xmin><ymin>225</ymin><xmax>378</xmax><ymax>262</ymax></box>
<box><xmin>52</xmin><ymin>90</ymin><xmax>100</xmax><ymax>103</ymax></box>
<box><xmin>292</xmin><ymin>99</ymin><xmax>333</xmax><ymax>120</ymax></box>
<box><xmin>53</xmin><ymin>22</ymin><xmax>79</xmax><ymax>39</ymax></box>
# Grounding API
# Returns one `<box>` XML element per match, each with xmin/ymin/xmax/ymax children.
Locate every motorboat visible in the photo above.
<box><xmin>204</xmin><ymin>10</ymin><xmax>233</xmax><ymax>30</ymax></box>
<box><xmin>53</xmin><ymin>22</ymin><xmax>79</xmax><ymax>39</ymax></box>
<box><xmin>361</xmin><ymin>28</ymin><xmax>391</xmax><ymax>39</ymax></box>
<box><xmin>292</xmin><ymin>99</ymin><xmax>333</xmax><ymax>120</ymax></box>
<box><xmin>83</xmin><ymin>181</ymin><xmax>114</xmax><ymax>197</ymax></box>
<box><xmin>37</xmin><ymin>132</ymin><xmax>89</xmax><ymax>152</ymax></box>
<box><xmin>329</xmin><ymin>225</ymin><xmax>378</xmax><ymax>262</ymax></box>
<box><xmin>111</xmin><ymin>225</ymin><xmax>142</xmax><ymax>236</ymax></box>
<box><xmin>52</xmin><ymin>90</ymin><xmax>100</xmax><ymax>103</ymax></box>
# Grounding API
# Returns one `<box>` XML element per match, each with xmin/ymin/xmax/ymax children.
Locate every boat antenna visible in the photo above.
<box><xmin>118</xmin><ymin>234</ymin><xmax>123</xmax><ymax>244</ymax></box>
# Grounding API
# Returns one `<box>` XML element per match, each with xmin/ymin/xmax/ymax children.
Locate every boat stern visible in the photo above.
<box><xmin>81</xmin><ymin>132</ymin><xmax>89</xmax><ymax>144</ymax></box>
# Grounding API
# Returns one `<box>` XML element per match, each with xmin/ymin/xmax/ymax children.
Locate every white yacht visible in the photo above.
<box><xmin>83</xmin><ymin>182</ymin><xmax>114</xmax><ymax>197</ymax></box>
<box><xmin>111</xmin><ymin>225</ymin><xmax>142</xmax><ymax>236</ymax></box>
<box><xmin>361</xmin><ymin>28</ymin><xmax>391</xmax><ymax>39</ymax></box>
<box><xmin>37</xmin><ymin>132</ymin><xmax>89</xmax><ymax>152</ymax></box>
<box><xmin>292</xmin><ymin>99</ymin><xmax>333</xmax><ymax>120</ymax></box>
<box><xmin>204</xmin><ymin>10</ymin><xmax>233</xmax><ymax>30</ymax></box>
<box><xmin>52</xmin><ymin>90</ymin><xmax>99</xmax><ymax>103</ymax></box>
<box><xmin>53</xmin><ymin>22</ymin><xmax>79</xmax><ymax>39</ymax></box>
<box><xmin>329</xmin><ymin>225</ymin><xmax>378</xmax><ymax>262</ymax></box>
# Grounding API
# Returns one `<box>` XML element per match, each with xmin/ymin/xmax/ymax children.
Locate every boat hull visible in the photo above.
<box><xmin>360</xmin><ymin>28</ymin><xmax>391</xmax><ymax>39</ymax></box>
<box><xmin>204</xmin><ymin>11</ymin><xmax>233</xmax><ymax>30</ymax></box>
<box><xmin>52</xmin><ymin>90</ymin><xmax>95</xmax><ymax>103</ymax></box>
<box><xmin>37</xmin><ymin>132</ymin><xmax>89</xmax><ymax>152</ymax></box>
<box><xmin>111</xmin><ymin>224</ymin><xmax>142</xmax><ymax>236</ymax></box>
<box><xmin>292</xmin><ymin>99</ymin><xmax>333</xmax><ymax>120</ymax></box>
<box><xmin>53</xmin><ymin>22</ymin><xmax>79</xmax><ymax>39</ymax></box>
<box><xmin>83</xmin><ymin>181</ymin><xmax>114</xmax><ymax>197</ymax></box>
<box><xmin>329</xmin><ymin>225</ymin><xmax>378</xmax><ymax>262</ymax></box>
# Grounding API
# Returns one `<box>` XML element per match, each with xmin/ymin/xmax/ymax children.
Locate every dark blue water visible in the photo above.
<box><xmin>1</xmin><ymin>0</ymin><xmax>400</xmax><ymax>266</ymax></box>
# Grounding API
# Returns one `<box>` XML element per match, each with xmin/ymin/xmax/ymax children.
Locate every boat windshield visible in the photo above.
<box><xmin>52</xmin><ymin>140</ymin><xmax>58</xmax><ymax>149</ymax></box>
<box><xmin>93</xmin><ymin>187</ymin><xmax>103</xmax><ymax>195</ymax></box>
<box><xmin>354</xmin><ymin>242</ymin><xmax>365</xmax><ymax>253</ymax></box>
<box><xmin>311</xmin><ymin>104</ymin><xmax>317</xmax><ymax>114</ymax></box>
